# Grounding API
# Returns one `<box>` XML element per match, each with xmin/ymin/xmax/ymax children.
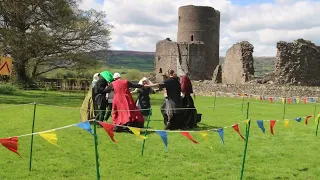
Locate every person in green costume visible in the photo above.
<box><xmin>93</xmin><ymin>71</ymin><xmax>114</xmax><ymax>121</ymax></box>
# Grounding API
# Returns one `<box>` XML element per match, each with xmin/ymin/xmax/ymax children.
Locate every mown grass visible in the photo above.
<box><xmin>0</xmin><ymin>91</ymin><xmax>320</xmax><ymax>179</ymax></box>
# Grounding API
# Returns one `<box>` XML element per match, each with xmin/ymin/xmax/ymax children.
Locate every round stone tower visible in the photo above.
<box><xmin>177</xmin><ymin>5</ymin><xmax>220</xmax><ymax>79</ymax></box>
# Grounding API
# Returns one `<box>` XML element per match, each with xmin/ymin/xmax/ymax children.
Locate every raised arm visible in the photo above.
<box><xmin>128</xmin><ymin>81</ymin><xmax>143</xmax><ymax>88</ymax></box>
<box><xmin>103</xmin><ymin>83</ymin><xmax>113</xmax><ymax>93</ymax></box>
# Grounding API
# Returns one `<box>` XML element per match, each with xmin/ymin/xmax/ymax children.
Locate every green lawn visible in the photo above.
<box><xmin>0</xmin><ymin>90</ymin><xmax>320</xmax><ymax>179</ymax></box>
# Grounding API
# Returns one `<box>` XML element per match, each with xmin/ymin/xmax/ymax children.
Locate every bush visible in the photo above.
<box><xmin>0</xmin><ymin>84</ymin><xmax>20</xmax><ymax>95</ymax></box>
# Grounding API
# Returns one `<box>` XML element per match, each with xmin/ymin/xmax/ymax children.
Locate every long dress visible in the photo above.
<box><xmin>109</xmin><ymin>79</ymin><xmax>144</xmax><ymax>128</ymax></box>
<box><xmin>181</xmin><ymin>75</ymin><xmax>198</xmax><ymax>128</ymax></box>
<box><xmin>136</xmin><ymin>87</ymin><xmax>154</xmax><ymax>117</ymax></box>
<box><xmin>80</xmin><ymin>88</ymin><xmax>95</xmax><ymax>122</ymax></box>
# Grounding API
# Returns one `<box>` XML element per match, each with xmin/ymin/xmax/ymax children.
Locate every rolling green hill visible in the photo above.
<box><xmin>93</xmin><ymin>50</ymin><xmax>276</xmax><ymax>76</ymax></box>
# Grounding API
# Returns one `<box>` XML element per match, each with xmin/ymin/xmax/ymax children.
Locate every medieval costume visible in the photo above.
<box><xmin>93</xmin><ymin>71</ymin><xmax>114</xmax><ymax>121</ymax></box>
<box><xmin>159</xmin><ymin>75</ymin><xmax>183</xmax><ymax>130</ymax></box>
<box><xmin>80</xmin><ymin>73</ymin><xmax>99</xmax><ymax>122</ymax></box>
<box><xmin>181</xmin><ymin>75</ymin><xmax>198</xmax><ymax>129</ymax></box>
<box><xmin>104</xmin><ymin>73</ymin><xmax>144</xmax><ymax>131</ymax></box>
<box><xmin>132</xmin><ymin>77</ymin><xmax>155</xmax><ymax>120</ymax></box>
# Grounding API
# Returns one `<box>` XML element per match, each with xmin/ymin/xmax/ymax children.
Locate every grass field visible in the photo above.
<box><xmin>1</xmin><ymin>90</ymin><xmax>320</xmax><ymax>180</ymax></box>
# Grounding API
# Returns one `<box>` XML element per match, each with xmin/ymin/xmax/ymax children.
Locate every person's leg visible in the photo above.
<box><xmin>99</xmin><ymin>99</ymin><xmax>107</xmax><ymax>121</ymax></box>
<box><xmin>105</xmin><ymin>103</ymin><xmax>112</xmax><ymax>121</ymax></box>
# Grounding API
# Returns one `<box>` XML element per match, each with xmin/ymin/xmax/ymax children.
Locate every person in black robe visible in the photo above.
<box><xmin>105</xmin><ymin>89</ymin><xmax>113</xmax><ymax>121</ymax></box>
<box><xmin>180</xmin><ymin>74</ymin><xmax>198</xmax><ymax>129</ymax></box>
<box><xmin>146</xmin><ymin>70</ymin><xmax>183</xmax><ymax>130</ymax></box>
<box><xmin>93</xmin><ymin>75</ymin><xmax>109</xmax><ymax>121</ymax></box>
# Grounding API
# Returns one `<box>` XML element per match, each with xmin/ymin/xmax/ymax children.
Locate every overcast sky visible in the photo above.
<box><xmin>79</xmin><ymin>0</ymin><xmax>320</xmax><ymax>56</ymax></box>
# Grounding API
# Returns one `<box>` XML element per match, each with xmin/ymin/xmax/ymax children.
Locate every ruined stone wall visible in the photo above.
<box><xmin>275</xmin><ymin>39</ymin><xmax>320</xmax><ymax>86</ymax></box>
<box><xmin>222</xmin><ymin>41</ymin><xmax>254</xmax><ymax>84</ymax></box>
<box><xmin>192</xmin><ymin>81</ymin><xmax>320</xmax><ymax>97</ymax></box>
<box><xmin>177</xmin><ymin>5</ymin><xmax>220</xmax><ymax>79</ymax></box>
<box><xmin>154</xmin><ymin>39</ymin><xmax>206</xmax><ymax>82</ymax></box>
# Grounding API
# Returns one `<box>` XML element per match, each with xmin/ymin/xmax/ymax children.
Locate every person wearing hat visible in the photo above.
<box><xmin>93</xmin><ymin>70</ymin><xmax>114</xmax><ymax>121</ymax></box>
<box><xmin>104</xmin><ymin>72</ymin><xmax>145</xmax><ymax>131</ymax></box>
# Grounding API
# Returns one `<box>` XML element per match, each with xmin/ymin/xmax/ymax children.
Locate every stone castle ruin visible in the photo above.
<box><xmin>154</xmin><ymin>5</ymin><xmax>320</xmax><ymax>89</ymax></box>
<box><xmin>154</xmin><ymin>5</ymin><xmax>220</xmax><ymax>82</ymax></box>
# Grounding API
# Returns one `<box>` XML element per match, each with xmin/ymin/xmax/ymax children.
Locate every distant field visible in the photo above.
<box><xmin>1</xmin><ymin>90</ymin><xmax>320</xmax><ymax>179</ymax></box>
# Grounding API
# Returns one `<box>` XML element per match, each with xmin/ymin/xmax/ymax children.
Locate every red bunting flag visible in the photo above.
<box><xmin>270</xmin><ymin>120</ymin><xmax>276</xmax><ymax>135</ymax></box>
<box><xmin>305</xmin><ymin>116</ymin><xmax>312</xmax><ymax>126</ymax></box>
<box><xmin>180</xmin><ymin>132</ymin><xmax>198</xmax><ymax>144</ymax></box>
<box><xmin>99</xmin><ymin>122</ymin><xmax>116</xmax><ymax>143</ymax></box>
<box><xmin>303</xmin><ymin>98</ymin><xmax>307</xmax><ymax>104</ymax></box>
<box><xmin>269</xmin><ymin>97</ymin><xmax>273</xmax><ymax>103</ymax></box>
<box><xmin>287</xmin><ymin>98</ymin><xmax>291</xmax><ymax>104</ymax></box>
<box><xmin>0</xmin><ymin>137</ymin><xmax>21</xmax><ymax>157</ymax></box>
<box><xmin>232</xmin><ymin>124</ymin><xmax>245</xmax><ymax>141</ymax></box>
<box><xmin>260</xmin><ymin>96</ymin><xmax>262</xmax><ymax>102</ymax></box>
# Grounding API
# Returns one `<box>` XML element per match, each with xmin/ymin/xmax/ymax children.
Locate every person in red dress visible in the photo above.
<box><xmin>104</xmin><ymin>73</ymin><xmax>145</xmax><ymax>132</ymax></box>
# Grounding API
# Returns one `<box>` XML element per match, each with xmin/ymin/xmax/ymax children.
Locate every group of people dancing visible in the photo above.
<box><xmin>80</xmin><ymin>69</ymin><xmax>200</xmax><ymax>131</ymax></box>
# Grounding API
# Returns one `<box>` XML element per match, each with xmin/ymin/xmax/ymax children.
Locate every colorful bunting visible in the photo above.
<box><xmin>287</xmin><ymin>98</ymin><xmax>291</xmax><ymax>104</ymax></box>
<box><xmin>269</xmin><ymin>97</ymin><xmax>273</xmax><ymax>103</ymax></box>
<box><xmin>99</xmin><ymin>122</ymin><xmax>116</xmax><ymax>142</ymax></box>
<box><xmin>282</xmin><ymin>98</ymin><xmax>285</xmax><ymax>104</ymax></box>
<box><xmin>128</xmin><ymin>127</ymin><xmax>147</xmax><ymax>139</ymax></box>
<box><xmin>257</xmin><ymin>120</ymin><xmax>265</xmax><ymax>133</ymax></box>
<box><xmin>293</xmin><ymin>98</ymin><xmax>297</xmax><ymax>104</ymax></box>
<box><xmin>0</xmin><ymin>137</ymin><xmax>21</xmax><ymax>157</ymax></box>
<box><xmin>232</xmin><ymin>124</ymin><xmax>245</xmax><ymax>140</ymax></box>
<box><xmin>217</xmin><ymin>129</ymin><xmax>225</xmax><ymax>145</ymax></box>
<box><xmin>284</xmin><ymin>119</ymin><xmax>289</xmax><ymax>128</ymax></box>
<box><xmin>305</xmin><ymin>116</ymin><xmax>312</xmax><ymax>125</ymax></box>
<box><xmin>180</xmin><ymin>132</ymin><xmax>198</xmax><ymax>144</ymax></box>
<box><xmin>303</xmin><ymin>98</ymin><xmax>307</xmax><ymax>104</ymax></box>
<box><xmin>296</xmin><ymin>98</ymin><xmax>300</xmax><ymax>104</ymax></box>
<box><xmin>316</xmin><ymin>114</ymin><xmax>320</xmax><ymax>125</ymax></box>
<box><xmin>75</xmin><ymin>122</ymin><xmax>93</xmax><ymax>135</ymax></box>
<box><xmin>245</xmin><ymin>119</ymin><xmax>251</xmax><ymax>128</ymax></box>
<box><xmin>199</xmin><ymin>131</ymin><xmax>208</xmax><ymax>141</ymax></box>
<box><xmin>270</xmin><ymin>120</ymin><xmax>276</xmax><ymax>135</ymax></box>
<box><xmin>39</xmin><ymin>130</ymin><xmax>58</xmax><ymax>146</ymax></box>
<box><xmin>156</xmin><ymin>131</ymin><xmax>168</xmax><ymax>150</ymax></box>
<box><xmin>295</xmin><ymin>117</ymin><xmax>302</xmax><ymax>122</ymax></box>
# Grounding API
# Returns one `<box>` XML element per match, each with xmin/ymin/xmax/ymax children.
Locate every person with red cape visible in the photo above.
<box><xmin>104</xmin><ymin>72</ymin><xmax>145</xmax><ymax>132</ymax></box>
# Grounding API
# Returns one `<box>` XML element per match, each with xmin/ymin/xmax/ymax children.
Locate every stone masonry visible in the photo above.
<box><xmin>222</xmin><ymin>41</ymin><xmax>254</xmax><ymax>84</ymax></box>
<box><xmin>275</xmin><ymin>39</ymin><xmax>320</xmax><ymax>86</ymax></box>
<box><xmin>154</xmin><ymin>39</ymin><xmax>206</xmax><ymax>82</ymax></box>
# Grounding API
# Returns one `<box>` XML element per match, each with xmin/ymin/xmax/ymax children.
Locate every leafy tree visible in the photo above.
<box><xmin>0</xmin><ymin>0</ymin><xmax>112</xmax><ymax>87</ymax></box>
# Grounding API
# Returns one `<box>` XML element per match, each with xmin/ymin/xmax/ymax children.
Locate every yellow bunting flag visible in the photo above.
<box><xmin>39</xmin><ymin>130</ymin><xmax>58</xmax><ymax>146</ymax></box>
<box><xmin>315</xmin><ymin>114</ymin><xmax>320</xmax><ymax>125</ymax></box>
<box><xmin>296</xmin><ymin>98</ymin><xmax>300</xmax><ymax>104</ymax></box>
<box><xmin>128</xmin><ymin>127</ymin><xmax>147</xmax><ymax>139</ymax></box>
<box><xmin>281</xmin><ymin>98</ymin><xmax>285</xmax><ymax>104</ymax></box>
<box><xmin>284</xmin><ymin>119</ymin><xmax>289</xmax><ymax>128</ymax></box>
<box><xmin>245</xmin><ymin>119</ymin><xmax>251</xmax><ymax>127</ymax></box>
<box><xmin>199</xmin><ymin>131</ymin><xmax>208</xmax><ymax>141</ymax></box>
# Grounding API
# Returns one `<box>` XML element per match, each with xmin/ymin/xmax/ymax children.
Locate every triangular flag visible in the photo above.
<box><xmin>296</xmin><ymin>98</ymin><xmax>300</xmax><ymax>104</ymax></box>
<box><xmin>75</xmin><ymin>122</ymin><xmax>93</xmax><ymax>135</ymax></box>
<box><xmin>303</xmin><ymin>98</ymin><xmax>307</xmax><ymax>104</ymax></box>
<box><xmin>128</xmin><ymin>127</ymin><xmax>147</xmax><ymax>139</ymax></box>
<box><xmin>180</xmin><ymin>132</ymin><xmax>198</xmax><ymax>144</ymax></box>
<box><xmin>284</xmin><ymin>119</ymin><xmax>289</xmax><ymax>128</ymax></box>
<box><xmin>39</xmin><ymin>130</ymin><xmax>58</xmax><ymax>146</ymax></box>
<box><xmin>281</xmin><ymin>98</ymin><xmax>285</xmax><ymax>104</ymax></box>
<box><xmin>270</xmin><ymin>120</ymin><xmax>276</xmax><ymax>135</ymax></box>
<box><xmin>269</xmin><ymin>97</ymin><xmax>273</xmax><ymax>103</ymax></box>
<box><xmin>156</xmin><ymin>131</ymin><xmax>168</xmax><ymax>150</ymax></box>
<box><xmin>245</xmin><ymin>119</ymin><xmax>251</xmax><ymax>128</ymax></box>
<box><xmin>260</xmin><ymin>96</ymin><xmax>263</xmax><ymax>102</ymax></box>
<box><xmin>217</xmin><ymin>129</ymin><xmax>225</xmax><ymax>145</ymax></box>
<box><xmin>310</xmin><ymin>97</ymin><xmax>314</xmax><ymax>103</ymax></box>
<box><xmin>232</xmin><ymin>124</ymin><xmax>245</xmax><ymax>140</ymax></box>
<box><xmin>199</xmin><ymin>131</ymin><xmax>208</xmax><ymax>141</ymax></box>
<box><xmin>0</xmin><ymin>137</ymin><xmax>21</xmax><ymax>157</ymax></box>
<box><xmin>287</xmin><ymin>98</ymin><xmax>291</xmax><ymax>104</ymax></box>
<box><xmin>295</xmin><ymin>117</ymin><xmax>302</xmax><ymax>122</ymax></box>
<box><xmin>315</xmin><ymin>114</ymin><xmax>320</xmax><ymax>125</ymax></box>
<box><xmin>257</xmin><ymin>120</ymin><xmax>265</xmax><ymax>133</ymax></box>
<box><xmin>99</xmin><ymin>122</ymin><xmax>116</xmax><ymax>143</ymax></box>
<box><xmin>293</xmin><ymin>98</ymin><xmax>297</xmax><ymax>104</ymax></box>
<box><xmin>305</xmin><ymin>116</ymin><xmax>312</xmax><ymax>126</ymax></box>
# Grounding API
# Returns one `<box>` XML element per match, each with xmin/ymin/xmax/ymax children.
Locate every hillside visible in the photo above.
<box><xmin>90</xmin><ymin>50</ymin><xmax>276</xmax><ymax>76</ymax></box>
